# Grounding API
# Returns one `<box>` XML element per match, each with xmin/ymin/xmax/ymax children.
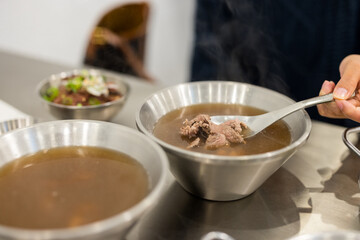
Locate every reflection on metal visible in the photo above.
<box><xmin>343</xmin><ymin>126</ymin><xmax>360</xmax><ymax>157</ymax></box>
<box><xmin>201</xmin><ymin>231</ymin><xmax>235</xmax><ymax>240</ymax></box>
<box><xmin>342</xmin><ymin>126</ymin><xmax>360</xmax><ymax>190</ymax></box>
<box><xmin>288</xmin><ymin>230</ymin><xmax>360</xmax><ymax>240</ymax></box>
<box><xmin>0</xmin><ymin>117</ymin><xmax>35</xmax><ymax>136</ymax></box>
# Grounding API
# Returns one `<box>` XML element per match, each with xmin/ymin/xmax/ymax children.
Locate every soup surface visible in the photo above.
<box><xmin>153</xmin><ymin>103</ymin><xmax>291</xmax><ymax>156</ymax></box>
<box><xmin>0</xmin><ymin>146</ymin><xmax>148</xmax><ymax>229</ymax></box>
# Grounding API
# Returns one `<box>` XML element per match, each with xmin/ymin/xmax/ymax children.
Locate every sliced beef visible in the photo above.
<box><xmin>205</xmin><ymin>132</ymin><xmax>228</xmax><ymax>149</ymax></box>
<box><xmin>179</xmin><ymin>114</ymin><xmax>211</xmax><ymax>139</ymax></box>
<box><xmin>179</xmin><ymin>114</ymin><xmax>247</xmax><ymax>149</ymax></box>
<box><xmin>220</xmin><ymin>119</ymin><xmax>247</xmax><ymax>143</ymax></box>
<box><xmin>188</xmin><ymin>137</ymin><xmax>201</xmax><ymax>149</ymax></box>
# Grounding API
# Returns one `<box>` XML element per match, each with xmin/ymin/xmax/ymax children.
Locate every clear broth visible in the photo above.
<box><xmin>0</xmin><ymin>146</ymin><xmax>148</xmax><ymax>229</ymax></box>
<box><xmin>153</xmin><ymin>103</ymin><xmax>291</xmax><ymax>156</ymax></box>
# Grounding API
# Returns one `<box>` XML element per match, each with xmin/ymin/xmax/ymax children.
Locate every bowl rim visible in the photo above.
<box><xmin>288</xmin><ymin>230</ymin><xmax>360</xmax><ymax>240</ymax></box>
<box><xmin>0</xmin><ymin>117</ymin><xmax>37</xmax><ymax>136</ymax></box>
<box><xmin>135</xmin><ymin>80</ymin><xmax>312</xmax><ymax>164</ymax></box>
<box><xmin>0</xmin><ymin>120</ymin><xmax>169</xmax><ymax>239</ymax></box>
<box><xmin>36</xmin><ymin>68</ymin><xmax>130</xmax><ymax>110</ymax></box>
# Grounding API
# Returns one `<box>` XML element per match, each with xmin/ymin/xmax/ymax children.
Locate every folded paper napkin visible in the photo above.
<box><xmin>0</xmin><ymin>99</ymin><xmax>30</xmax><ymax>122</ymax></box>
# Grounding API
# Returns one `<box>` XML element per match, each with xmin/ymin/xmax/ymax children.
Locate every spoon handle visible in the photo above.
<box><xmin>210</xmin><ymin>93</ymin><xmax>334</xmax><ymax>137</ymax></box>
<box><xmin>267</xmin><ymin>93</ymin><xmax>334</xmax><ymax>122</ymax></box>
<box><xmin>300</xmin><ymin>93</ymin><xmax>334</xmax><ymax>108</ymax></box>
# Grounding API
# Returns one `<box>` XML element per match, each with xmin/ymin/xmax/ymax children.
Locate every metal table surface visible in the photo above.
<box><xmin>0</xmin><ymin>50</ymin><xmax>359</xmax><ymax>240</ymax></box>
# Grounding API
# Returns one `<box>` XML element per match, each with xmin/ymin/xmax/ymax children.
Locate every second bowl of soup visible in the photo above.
<box><xmin>136</xmin><ymin>81</ymin><xmax>311</xmax><ymax>201</ymax></box>
<box><xmin>0</xmin><ymin>120</ymin><xmax>168</xmax><ymax>239</ymax></box>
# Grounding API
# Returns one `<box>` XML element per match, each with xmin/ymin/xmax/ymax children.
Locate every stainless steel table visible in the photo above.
<box><xmin>0</xmin><ymin>50</ymin><xmax>359</xmax><ymax>240</ymax></box>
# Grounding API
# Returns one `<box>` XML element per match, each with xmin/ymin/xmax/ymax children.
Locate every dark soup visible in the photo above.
<box><xmin>0</xmin><ymin>146</ymin><xmax>148</xmax><ymax>229</ymax></box>
<box><xmin>153</xmin><ymin>103</ymin><xmax>291</xmax><ymax>156</ymax></box>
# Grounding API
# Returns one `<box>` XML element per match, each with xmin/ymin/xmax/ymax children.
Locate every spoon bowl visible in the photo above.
<box><xmin>211</xmin><ymin>93</ymin><xmax>334</xmax><ymax>138</ymax></box>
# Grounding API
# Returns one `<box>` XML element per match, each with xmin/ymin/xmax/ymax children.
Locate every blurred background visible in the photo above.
<box><xmin>0</xmin><ymin>0</ymin><xmax>195</xmax><ymax>86</ymax></box>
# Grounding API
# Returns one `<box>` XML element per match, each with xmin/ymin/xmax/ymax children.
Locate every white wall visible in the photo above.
<box><xmin>0</xmin><ymin>0</ymin><xmax>195</xmax><ymax>86</ymax></box>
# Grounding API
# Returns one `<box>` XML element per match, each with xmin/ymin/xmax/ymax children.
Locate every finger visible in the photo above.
<box><xmin>317</xmin><ymin>101</ymin><xmax>345</xmax><ymax>118</ymax></box>
<box><xmin>334</xmin><ymin>55</ymin><xmax>360</xmax><ymax>100</ymax></box>
<box><xmin>319</xmin><ymin>80</ymin><xmax>335</xmax><ymax>95</ymax></box>
<box><xmin>317</xmin><ymin>81</ymin><xmax>341</xmax><ymax>118</ymax></box>
<box><xmin>336</xmin><ymin>100</ymin><xmax>360</xmax><ymax>122</ymax></box>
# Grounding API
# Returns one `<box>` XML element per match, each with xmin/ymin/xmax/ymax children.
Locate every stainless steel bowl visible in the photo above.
<box><xmin>36</xmin><ymin>69</ymin><xmax>130</xmax><ymax>121</ymax></box>
<box><xmin>0</xmin><ymin>120</ymin><xmax>168</xmax><ymax>240</ymax></box>
<box><xmin>136</xmin><ymin>81</ymin><xmax>312</xmax><ymax>201</ymax></box>
<box><xmin>342</xmin><ymin>126</ymin><xmax>360</xmax><ymax>189</ymax></box>
<box><xmin>342</xmin><ymin>126</ymin><xmax>360</xmax><ymax>157</ymax></box>
<box><xmin>0</xmin><ymin>117</ymin><xmax>35</xmax><ymax>135</ymax></box>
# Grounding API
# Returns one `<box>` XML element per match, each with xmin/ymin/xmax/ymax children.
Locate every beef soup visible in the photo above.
<box><xmin>0</xmin><ymin>146</ymin><xmax>149</xmax><ymax>229</ymax></box>
<box><xmin>153</xmin><ymin>103</ymin><xmax>291</xmax><ymax>156</ymax></box>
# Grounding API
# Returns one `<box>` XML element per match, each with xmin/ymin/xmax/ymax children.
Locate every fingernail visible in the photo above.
<box><xmin>334</xmin><ymin>88</ymin><xmax>348</xmax><ymax>99</ymax></box>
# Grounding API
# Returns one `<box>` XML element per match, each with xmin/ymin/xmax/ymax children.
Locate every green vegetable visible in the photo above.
<box><xmin>62</xmin><ymin>96</ymin><xmax>73</xmax><ymax>105</ymax></box>
<box><xmin>43</xmin><ymin>87</ymin><xmax>59</xmax><ymax>102</ymax></box>
<box><xmin>66</xmin><ymin>77</ymin><xmax>83</xmax><ymax>93</ymax></box>
<box><xmin>89</xmin><ymin>97</ymin><xmax>101</xmax><ymax>105</ymax></box>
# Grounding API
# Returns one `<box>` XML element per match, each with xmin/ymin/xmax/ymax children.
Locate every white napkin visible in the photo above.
<box><xmin>0</xmin><ymin>99</ymin><xmax>30</xmax><ymax>122</ymax></box>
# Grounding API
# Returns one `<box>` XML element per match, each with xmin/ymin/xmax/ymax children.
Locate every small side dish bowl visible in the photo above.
<box><xmin>37</xmin><ymin>69</ymin><xmax>130</xmax><ymax>121</ymax></box>
<box><xmin>0</xmin><ymin>120</ymin><xmax>168</xmax><ymax>240</ymax></box>
<box><xmin>136</xmin><ymin>81</ymin><xmax>312</xmax><ymax>201</ymax></box>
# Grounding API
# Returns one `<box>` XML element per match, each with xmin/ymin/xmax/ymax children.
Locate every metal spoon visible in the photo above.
<box><xmin>211</xmin><ymin>93</ymin><xmax>334</xmax><ymax>138</ymax></box>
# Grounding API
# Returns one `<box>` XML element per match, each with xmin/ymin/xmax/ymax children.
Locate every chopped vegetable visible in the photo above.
<box><xmin>42</xmin><ymin>71</ymin><xmax>122</xmax><ymax>106</ymax></box>
<box><xmin>43</xmin><ymin>87</ymin><xmax>59</xmax><ymax>101</ymax></box>
<box><xmin>83</xmin><ymin>75</ymin><xmax>108</xmax><ymax>97</ymax></box>
<box><xmin>89</xmin><ymin>97</ymin><xmax>101</xmax><ymax>105</ymax></box>
<box><xmin>62</xmin><ymin>96</ymin><xmax>73</xmax><ymax>105</ymax></box>
<box><xmin>66</xmin><ymin>77</ymin><xmax>83</xmax><ymax>93</ymax></box>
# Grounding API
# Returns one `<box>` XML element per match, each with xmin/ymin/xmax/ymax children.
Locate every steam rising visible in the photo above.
<box><xmin>191</xmin><ymin>0</ymin><xmax>290</xmax><ymax>95</ymax></box>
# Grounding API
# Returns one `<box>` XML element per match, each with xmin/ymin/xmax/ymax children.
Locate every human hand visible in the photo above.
<box><xmin>317</xmin><ymin>54</ymin><xmax>360</xmax><ymax>123</ymax></box>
